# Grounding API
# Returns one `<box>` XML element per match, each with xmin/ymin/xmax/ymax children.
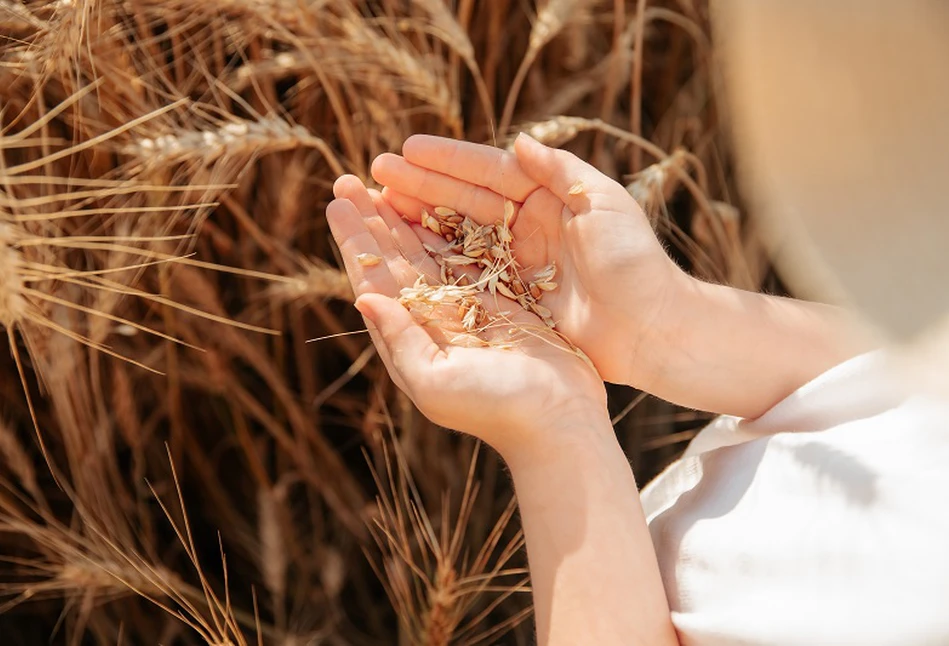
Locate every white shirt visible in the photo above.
<box><xmin>641</xmin><ymin>352</ymin><xmax>949</xmax><ymax>645</ymax></box>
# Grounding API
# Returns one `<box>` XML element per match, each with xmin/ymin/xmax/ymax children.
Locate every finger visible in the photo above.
<box><xmin>334</xmin><ymin>177</ymin><xmax>436</xmax><ymax>292</ymax></box>
<box><xmin>379</xmin><ymin>187</ymin><xmax>461</xmax><ymax>252</ymax></box>
<box><xmin>369</xmin><ymin>187</ymin><xmax>421</xmax><ymax>252</ymax></box>
<box><xmin>372</xmin><ymin>153</ymin><xmax>510</xmax><ymax>226</ymax></box>
<box><xmin>333</xmin><ymin>174</ymin><xmax>376</xmax><ymax>213</ymax></box>
<box><xmin>368</xmin><ymin>189</ymin><xmax>440</xmax><ymax>279</ymax></box>
<box><xmin>402</xmin><ymin>135</ymin><xmax>540</xmax><ymax>202</ymax></box>
<box><xmin>355</xmin><ymin>293</ymin><xmax>442</xmax><ymax>391</ymax></box>
<box><xmin>379</xmin><ymin>185</ymin><xmax>430</xmax><ymax>223</ymax></box>
<box><xmin>513</xmin><ymin>133</ymin><xmax>630</xmax><ymax>215</ymax></box>
<box><xmin>464</xmin><ymin>291</ymin><xmax>561</xmax><ymax>350</ymax></box>
<box><xmin>336</xmin><ymin>176</ymin><xmax>399</xmax><ymax>260</ymax></box>
<box><xmin>326</xmin><ymin>194</ymin><xmax>410</xmax><ymax>390</ymax></box>
<box><xmin>325</xmin><ymin>198</ymin><xmax>400</xmax><ymax>298</ymax></box>
<box><xmin>382</xmin><ymin>186</ymin><xmax>549</xmax><ymax>277</ymax></box>
<box><xmin>383</xmin><ymin>185</ymin><xmax>524</xmax><ymax>249</ymax></box>
<box><xmin>363</xmin><ymin>215</ymin><xmax>432</xmax><ymax>289</ymax></box>
<box><xmin>362</xmin><ymin>319</ymin><xmax>410</xmax><ymax>394</ymax></box>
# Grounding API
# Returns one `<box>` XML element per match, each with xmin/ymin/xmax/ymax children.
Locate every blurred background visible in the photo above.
<box><xmin>714</xmin><ymin>1</ymin><xmax>949</xmax><ymax>346</ymax></box>
<box><xmin>0</xmin><ymin>1</ymin><xmax>770</xmax><ymax>643</ymax></box>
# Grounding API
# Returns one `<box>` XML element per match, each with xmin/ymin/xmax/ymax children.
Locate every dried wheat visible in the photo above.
<box><xmin>0</xmin><ymin>223</ymin><xmax>27</xmax><ymax>330</ymax></box>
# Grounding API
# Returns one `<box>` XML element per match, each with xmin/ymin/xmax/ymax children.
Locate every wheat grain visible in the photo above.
<box><xmin>398</xmin><ymin>205</ymin><xmax>562</xmax><ymax>338</ymax></box>
<box><xmin>422</xmin><ymin>563</ymin><xmax>459</xmax><ymax>646</ymax></box>
<box><xmin>356</xmin><ymin>253</ymin><xmax>382</xmax><ymax>267</ymax></box>
<box><xmin>268</xmin><ymin>263</ymin><xmax>354</xmax><ymax>302</ymax></box>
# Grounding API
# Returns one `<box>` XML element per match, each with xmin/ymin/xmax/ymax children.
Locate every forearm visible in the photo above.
<box><xmin>502</xmin><ymin>414</ymin><xmax>678</xmax><ymax>646</ymax></box>
<box><xmin>641</xmin><ymin>274</ymin><xmax>878</xmax><ymax>418</ymax></box>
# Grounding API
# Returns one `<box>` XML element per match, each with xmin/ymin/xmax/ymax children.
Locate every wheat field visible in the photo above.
<box><xmin>0</xmin><ymin>1</ymin><xmax>766</xmax><ymax>643</ymax></box>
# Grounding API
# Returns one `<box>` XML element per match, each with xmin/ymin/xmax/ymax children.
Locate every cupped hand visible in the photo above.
<box><xmin>369</xmin><ymin>134</ymin><xmax>688</xmax><ymax>387</ymax></box>
<box><xmin>326</xmin><ymin>175</ymin><xmax>609</xmax><ymax>458</ymax></box>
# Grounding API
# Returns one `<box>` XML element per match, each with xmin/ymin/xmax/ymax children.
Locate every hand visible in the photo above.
<box><xmin>369</xmin><ymin>135</ymin><xmax>877</xmax><ymax>418</ymax></box>
<box><xmin>328</xmin><ymin>177</ymin><xmax>677</xmax><ymax>646</ymax></box>
<box><xmin>369</xmin><ymin>134</ymin><xmax>688</xmax><ymax>389</ymax></box>
<box><xmin>326</xmin><ymin>175</ymin><xmax>610</xmax><ymax>458</ymax></box>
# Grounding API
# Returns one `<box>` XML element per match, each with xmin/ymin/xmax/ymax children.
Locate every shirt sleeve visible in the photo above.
<box><xmin>641</xmin><ymin>355</ymin><xmax>949</xmax><ymax>645</ymax></box>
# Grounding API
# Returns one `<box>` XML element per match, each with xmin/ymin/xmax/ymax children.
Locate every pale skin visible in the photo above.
<box><xmin>327</xmin><ymin>134</ymin><xmax>875</xmax><ymax>645</ymax></box>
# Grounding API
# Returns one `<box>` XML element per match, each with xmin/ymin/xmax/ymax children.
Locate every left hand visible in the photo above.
<box><xmin>369</xmin><ymin>135</ymin><xmax>686</xmax><ymax>391</ymax></box>
<box><xmin>326</xmin><ymin>175</ymin><xmax>609</xmax><ymax>459</ymax></box>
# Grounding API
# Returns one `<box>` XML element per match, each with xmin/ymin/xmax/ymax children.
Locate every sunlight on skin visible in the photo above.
<box><xmin>370</xmin><ymin>133</ymin><xmax>681</xmax><ymax>390</ymax></box>
<box><xmin>328</xmin><ymin>134</ymin><xmax>874</xmax><ymax>645</ymax></box>
<box><xmin>327</xmin><ymin>171</ymin><xmax>677</xmax><ymax>646</ymax></box>
<box><xmin>327</xmin><ymin>173</ymin><xmax>609</xmax><ymax>453</ymax></box>
<box><xmin>368</xmin><ymin>134</ymin><xmax>874</xmax><ymax>419</ymax></box>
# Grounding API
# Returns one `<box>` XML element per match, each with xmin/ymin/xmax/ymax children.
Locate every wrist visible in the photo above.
<box><xmin>498</xmin><ymin>405</ymin><xmax>617</xmax><ymax>474</ymax></box>
<box><xmin>626</xmin><ymin>272</ymin><xmax>877</xmax><ymax>417</ymax></box>
<box><xmin>621</xmin><ymin>267</ymin><xmax>699</xmax><ymax>392</ymax></box>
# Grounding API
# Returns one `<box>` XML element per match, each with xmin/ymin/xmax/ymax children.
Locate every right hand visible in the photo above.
<box><xmin>370</xmin><ymin>133</ymin><xmax>689</xmax><ymax>388</ymax></box>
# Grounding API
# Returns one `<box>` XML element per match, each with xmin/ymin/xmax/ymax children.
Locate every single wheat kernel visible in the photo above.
<box><xmin>496</xmin><ymin>282</ymin><xmax>517</xmax><ymax>300</ymax></box>
<box><xmin>503</xmin><ymin>200</ymin><xmax>515</xmax><ymax>227</ymax></box>
<box><xmin>356</xmin><ymin>253</ymin><xmax>382</xmax><ymax>267</ymax></box>
<box><xmin>488</xmin><ymin>274</ymin><xmax>499</xmax><ymax>296</ymax></box>
<box><xmin>462</xmin><ymin>306</ymin><xmax>479</xmax><ymax>332</ymax></box>
<box><xmin>535</xmin><ymin>262</ymin><xmax>557</xmax><ymax>282</ymax></box>
<box><xmin>421</xmin><ymin>209</ymin><xmax>441</xmax><ymax>234</ymax></box>
<box><xmin>568</xmin><ymin>179</ymin><xmax>585</xmax><ymax>196</ymax></box>
<box><xmin>434</xmin><ymin>206</ymin><xmax>457</xmax><ymax>217</ymax></box>
<box><xmin>445</xmin><ymin>255</ymin><xmax>477</xmax><ymax>266</ymax></box>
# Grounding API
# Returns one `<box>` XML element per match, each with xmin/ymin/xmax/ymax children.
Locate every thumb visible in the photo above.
<box><xmin>354</xmin><ymin>293</ymin><xmax>440</xmax><ymax>386</ymax></box>
<box><xmin>513</xmin><ymin>133</ymin><xmax>616</xmax><ymax>208</ymax></box>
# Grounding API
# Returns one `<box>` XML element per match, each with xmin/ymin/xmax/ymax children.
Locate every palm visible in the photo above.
<box><xmin>370</xmin><ymin>135</ymin><xmax>679</xmax><ymax>383</ymax></box>
<box><xmin>326</xmin><ymin>175</ymin><xmax>605</xmax><ymax>451</ymax></box>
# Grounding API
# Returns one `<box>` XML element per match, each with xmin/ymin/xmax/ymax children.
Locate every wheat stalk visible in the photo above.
<box><xmin>499</xmin><ymin>0</ymin><xmax>596</xmax><ymax>133</ymax></box>
<box><xmin>122</xmin><ymin>116</ymin><xmax>342</xmax><ymax>176</ymax></box>
<box><xmin>368</xmin><ymin>439</ymin><xmax>529</xmax><ymax>646</ymax></box>
<box><xmin>336</xmin><ymin>12</ymin><xmax>461</xmax><ymax>135</ymax></box>
<box><xmin>0</xmin><ymin>1</ymin><xmax>745</xmax><ymax>642</ymax></box>
<box><xmin>0</xmin><ymin>223</ymin><xmax>28</xmax><ymax>331</ymax></box>
<box><xmin>0</xmin><ymin>418</ymin><xmax>41</xmax><ymax>504</ymax></box>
